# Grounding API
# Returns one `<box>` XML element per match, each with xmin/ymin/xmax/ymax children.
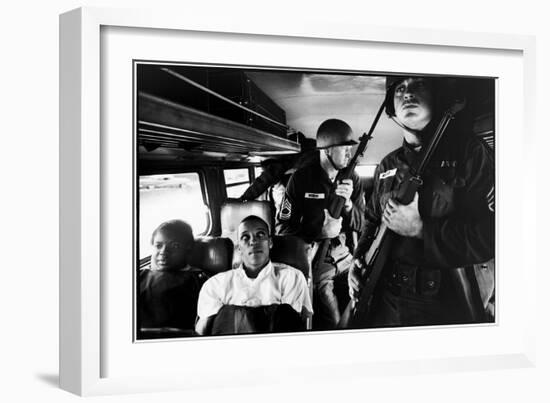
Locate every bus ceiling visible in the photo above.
<box><xmin>138</xmin><ymin>92</ymin><xmax>301</xmax><ymax>160</ymax></box>
<box><xmin>136</xmin><ymin>64</ymin><xmax>494</xmax><ymax>165</ymax></box>
<box><xmin>135</xmin><ymin>64</ymin><xmax>406</xmax><ymax>164</ymax></box>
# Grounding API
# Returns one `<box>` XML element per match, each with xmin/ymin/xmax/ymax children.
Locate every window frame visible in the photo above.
<box><xmin>137</xmin><ymin>168</ymin><xmax>212</xmax><ymax>262</ymax></box>
<box><xmin>222</xmin><ymin>167</ymin><xmax>252</xmax><ymax>198</ymax></box>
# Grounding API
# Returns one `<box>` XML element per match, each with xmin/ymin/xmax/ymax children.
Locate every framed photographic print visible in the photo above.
<box><xmin>60</xmin><ymin>6</ymin><xmax>536</xmax><ymax>396</ymax></box>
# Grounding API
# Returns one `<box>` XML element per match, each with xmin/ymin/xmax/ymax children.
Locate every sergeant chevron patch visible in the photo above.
<box><xmin>280</xmin><ymin>198</ymin><xmax>292</xmax><ymax>220</ymax></box>
<box><xmin>487</xmin><ymin>186</ymin><xmax>495</xmax><ymax>212</ymax></box>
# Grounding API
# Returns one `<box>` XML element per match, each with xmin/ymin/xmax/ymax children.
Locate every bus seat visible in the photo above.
<box><xmin>271</xmin><ymin>235</ymin><xmax>310</xmax><ymax>280</ymax></box>
<box><xmin>220</xmin><ymin>201</ymin><xmax>312</xmax><ymax>329</ymax></box>
<box><xmin>271</xmin><ymin>235</ymin><xmax>313</xmax><ymax>329</ymax></box>
<box><xmin>189</xmin><ymin>236</ymin><xmax>234</xmax><ymax>275</ymax></box>
<box><xmin>220</xmin><ymin>199</ymin><xmax>273</xmax><ymax>245</ymax></box>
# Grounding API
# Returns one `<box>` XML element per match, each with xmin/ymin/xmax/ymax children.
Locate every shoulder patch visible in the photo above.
<box><xmin>487</xmin><ymin>186</ymin><xmax>495</xmax><ymax>212</ymax></box>
<box><xmin>280</xmin><ymin>198</ymin><xmax>292</xmax><ymax>220</ymax></box>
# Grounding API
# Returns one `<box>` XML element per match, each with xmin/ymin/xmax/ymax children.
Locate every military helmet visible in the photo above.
<box><xmin>384</xmin><ymin>75</ymin><xmax>461</xmax><ymax>117</ymax></box>
<box><xmin>384</xmin><ymin>76</ymin><xmax>434</xmax><ymax>117</ymax></box>
<box><xmin>316</xmin><ymin>119</ymin><xmax>357</xmax><ymax>149</ymax></box>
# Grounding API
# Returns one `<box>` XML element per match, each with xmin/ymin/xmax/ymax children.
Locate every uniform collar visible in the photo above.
<box><xmin>315</xmin><ymin>160</ymin><xmax>336</xmax><ymax>184</ymax></box>
<box><xmin>402</xmin><ymin>139</ymin><xmax>421</xmax><ymax>152</ymax></box>
<box><xmin>401</xmin><ymin>139</ymin><xmax>423</xmax><ymax>163</ymax></box>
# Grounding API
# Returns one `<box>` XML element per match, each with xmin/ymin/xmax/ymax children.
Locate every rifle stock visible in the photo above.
<box><xmin>336</xmin><ymin>222</ymin><xmax>391</xmax><ymax>328</ymax></box>
<box><xmin>337</xmin><ymin>176</ymin><xmax>422</xmax><ymax>329</ymax></box>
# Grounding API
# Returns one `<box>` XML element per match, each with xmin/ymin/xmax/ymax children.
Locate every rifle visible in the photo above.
<box><xmin>338</xmin><ymin>99</ymin><xmax>466</xmax><ymax>329</ymax></box>
<box><xmin>311</xmin><ymin>98</ymin><xmax>387</xmax><ymax>273</ymax></box>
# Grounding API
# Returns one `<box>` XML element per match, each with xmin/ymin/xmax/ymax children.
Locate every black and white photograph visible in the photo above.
<box><xmin>135</xmin><ymin>62</ymin><xmax>496</xmax><ymax>340</ymax></box>
<box><xmin>1</xmin><ymin>0</ymin><xmax>541</xmax><ymax>398</ymax></box>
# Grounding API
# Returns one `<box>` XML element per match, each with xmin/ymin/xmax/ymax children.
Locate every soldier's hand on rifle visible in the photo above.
<box><xmin>335</xmin><ymin>179</ymin><xmax>353</xmax><ymax>210</ymax></box>
<box><xmin>383</xmin><ymin>192</ymin><xmax>423</xmax><ymax>238</ymax></box>
<box><xmin>320</xmin><ymin>208</ymin><xmax>342</xmax><ymax>239</ymax></box>
<box><xmin>348</xmin><ymin>259</ymin><xmax>364</xmax><ymax>302</ymax></box>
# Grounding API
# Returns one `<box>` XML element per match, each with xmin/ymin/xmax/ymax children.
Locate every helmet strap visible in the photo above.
<box><xmin>324</xmin><ymin>149</ymin><xmax>340</xmax><ymax>174</ymax></box>
<box><xmin>390</xmin><ymin>116</ymin><xmax>421</xmax><ymax>137</ymax></box>
<box><xmin>391</xmin><ymin>116</ymin><xmax>441</xmax><ymax>149</ymax></box>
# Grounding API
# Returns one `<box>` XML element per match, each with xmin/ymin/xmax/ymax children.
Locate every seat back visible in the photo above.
<box><xmin>271</xmin><ymin>235</ymin><xmax>313</xmax><ymax>330</ymax></box>
<box><xmin>189</xmin><ymin>236</ymin><xmax>234</xmax><ymax>275</ymax></box>
<box><xmin>271</xmin><ymin>235</ymin><xmax>311</xmax><ymax>279</ymax></box>
<box><xmin>219</xmin><ymin>201</ymin><xmax>312</xmax><ymax>330</ymax></box>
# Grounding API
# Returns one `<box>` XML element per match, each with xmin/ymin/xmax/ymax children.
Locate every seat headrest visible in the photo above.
<box><xmin>271</xmin><ymin>235</ymin><xmax>310</xmax><ymax>278</ymax></box>
<box><xmin>189</xmin><ymin>236</ymin><xmax>234</xmax><ymax>274</ymax></box>
<box><xmin>220</xmin><ymin>200</ymin><xmax>273</xmax><ymax>245</ymax></box>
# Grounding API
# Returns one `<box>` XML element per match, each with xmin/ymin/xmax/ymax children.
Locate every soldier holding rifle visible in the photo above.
<box><xmin>348</xmin><ymin>76</ymin><xmax>495</xmax><ymax>327</ymax></box>
<box><xmin>279</xmin><ymin>119</ymin><xmax>366</xmax><ymax>329</ymax></box>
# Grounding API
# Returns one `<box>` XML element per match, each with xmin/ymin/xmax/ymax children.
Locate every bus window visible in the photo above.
<box><xmin>355</xmin><ymin>165</ymin><xmax>377</xmax><ymax>178</ymax></box>
<box><xmin>139</xmin><ymin>172</ymin><xmax>209</xmax><ymax>259</ymax></box>
<box><xmin>254</xmin><ymin>166</ymin><xmax>263</xmax><ymax>179</ymax></box>
<box><xmin>355</xmin><ymin>165</ymin><xmax>377</xmax><ymax>206</ymax></box>
<box><xmin>224</xmin><ymin>168</ymin><xmax>250</xmax><ymax>198</ymax></box>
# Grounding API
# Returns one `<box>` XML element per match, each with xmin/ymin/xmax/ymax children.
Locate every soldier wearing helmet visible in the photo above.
<box><xmin>279</xmin><ymin>118</ymin><xmax>366</xmax><ymax>329</ymax></box>
<box><xmin>348</xmin><ymin>76</ymin><xmax>495</xmax><ymax>328</ymax></box>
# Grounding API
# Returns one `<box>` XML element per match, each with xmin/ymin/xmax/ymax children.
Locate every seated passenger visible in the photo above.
<box><xmin>195</xmin><ymin>215</ymin><xmax>312</xmax><ymax>335</ymax></box>
<box><xmin>139</xmin><ymin>220</ymin><xmax>207</xmax><ymax>335</ymax></box>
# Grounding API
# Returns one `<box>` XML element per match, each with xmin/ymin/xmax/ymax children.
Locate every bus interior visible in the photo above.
<box><xmin>136</xmin><ymin>62</ymin><xmax>495</xmax><ymax>339</ymax></box>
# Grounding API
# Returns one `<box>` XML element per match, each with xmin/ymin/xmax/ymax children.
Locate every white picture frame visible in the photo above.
<box><xmin>60</xmin><ymin>6</ymin><xmax>537</xmax><ymax>396</ymax></box>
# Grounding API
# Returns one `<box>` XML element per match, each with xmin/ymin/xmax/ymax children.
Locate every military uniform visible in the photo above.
<box><xmin>278</xmin><ymin>158</ymin><xmax>365</xmax><ymax>242</ymax></box>
<box><xmin>354</xmin><ymin>131</ymin><xmax>495</xmax><ymax>327</ymax></box>
<box><xmin>279</xmin><ymin>156</ymin><xmax>365</xmax><ymax>328</ymax></box>
<box><xmin>240</xmin><ymin>150</ymin><xmax>318</xmax><ymax>201</ymax></box>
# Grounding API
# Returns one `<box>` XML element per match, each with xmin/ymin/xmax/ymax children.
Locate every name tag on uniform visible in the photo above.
<box><xmin>379</xmin><ymin>168</ymin><xmax>397</xmax><ymax>180</ymax></box>
<box><xmin>305</xmin><ymin>192</ymin><xmax>325</xmax><ymax>199</ymax></box>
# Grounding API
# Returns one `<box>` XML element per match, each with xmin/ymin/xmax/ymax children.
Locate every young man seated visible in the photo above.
<box><xmin>195</xmin><ymin>215</ymin><xmax>312</xmax><ymax>335</ymax></box>
<box><xmin>139</xmin><ymin>220</ymin><xmax>207</xmax><ymax>337</ymax></box>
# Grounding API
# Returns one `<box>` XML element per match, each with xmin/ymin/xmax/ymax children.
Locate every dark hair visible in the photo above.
<box><xmin>316</xmin><ymin>119</ymin><xmax>357</xmax><ymax>149</ymax></box>
<box><xmin>239</xmin><ymin>215</ymin><xmax>271</xmax><ymax>236</ymax></box>
<box><xmin>150</xmin><ymin>219</ymin><xmax>194</xmax><ymax>248</ymax></box>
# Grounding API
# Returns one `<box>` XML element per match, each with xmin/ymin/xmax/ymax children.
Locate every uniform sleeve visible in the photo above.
<box><xmin>280</xmin><ymin>269</ymin><xmax>313</xmax><ymax>315</ymax></box>
<box><xmin>196</xmin><ymin>276</ymin><xmax>224</xmax><ymax>320</ymax></box>
<box><xmin>423</xmin><ymin>139</ymin><xmax>495</xmax><ymax>268</ymax></box>
<box><xmin>342</xmin><ymin>172</ymin><xmax>366</xmax><ymax>232</ymax></box>
<box><xmin>277</xmin><ymin>172</ymin><xmax>303</xmax><ymax>236</ymax></box>
<box><xmin>353</xmin><ymin>163</ymin><xmax>385</xmax><ymax>259</ymax></box>
<box><xmin>240</xmin><ymin>159</ymin><xmax>291</xmax><ymax>200</ymax></box>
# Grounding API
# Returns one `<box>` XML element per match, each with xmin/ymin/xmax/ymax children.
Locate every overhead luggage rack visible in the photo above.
<box><xmin>138</xmin><ymin>92</ymin><xmax>301</xmax><ymax>156</ymax></box>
